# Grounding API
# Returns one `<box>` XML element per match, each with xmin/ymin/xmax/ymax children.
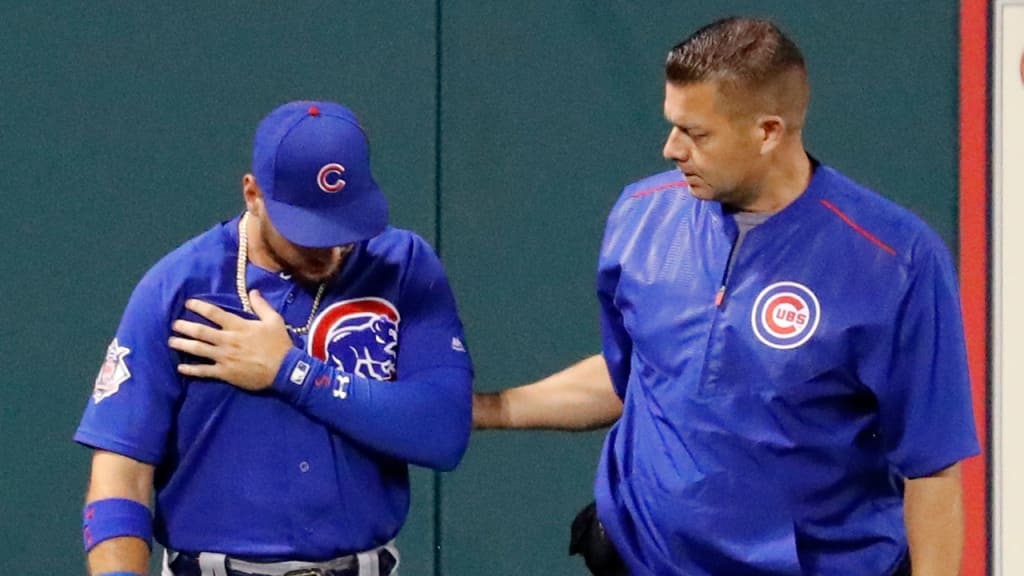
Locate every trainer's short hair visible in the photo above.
<box><xmin>666</xmin><ymin>17</ymin><xmax>809</xmax><ymax>122</ymax></box>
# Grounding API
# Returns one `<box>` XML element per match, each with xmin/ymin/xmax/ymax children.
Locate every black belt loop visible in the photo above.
<box><xmin>377</xmin><ymin>546</ymin><xmax>397</xmax><ymax>576</ymax></box>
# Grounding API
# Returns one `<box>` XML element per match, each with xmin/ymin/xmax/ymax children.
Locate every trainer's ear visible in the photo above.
<box><xmin>242</xmin><ymin>174</ymin><xmax>264</xmax><ymax>215</ymax></box>
<box><xmin>757</xmin><ymin>114</ymin><xmax>786</xmax><ymax>155</ymax></box>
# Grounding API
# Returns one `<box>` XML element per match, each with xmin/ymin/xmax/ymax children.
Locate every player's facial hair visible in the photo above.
<box><xmin>259</xmin><ymin>223</ymin><xmax>342</xmax><ymax>288</ymax></box>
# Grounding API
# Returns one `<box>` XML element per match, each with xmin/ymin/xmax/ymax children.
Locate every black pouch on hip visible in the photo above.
<box><xmin>569</xmin><ymin>501</ymin><xmax>629</xmax><ymax>576</ymax></box>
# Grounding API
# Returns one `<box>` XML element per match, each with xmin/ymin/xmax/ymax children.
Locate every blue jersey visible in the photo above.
<box><xmin>75</xmin><ymin>216</ymin><xmax>472</xmax><ymax>560</ymax></box>
<box><xmin>594</xmin><ymin>164</ymin><xmax>979</xmax><ymax>575</ymax></box>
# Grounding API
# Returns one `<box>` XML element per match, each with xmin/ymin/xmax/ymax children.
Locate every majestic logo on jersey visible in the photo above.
<box><xmin>751</xmin><ymin>282</ymin><xmax>821</xmax><ymax>350</ymax></box>
<box><xmin>317</xmin><ymin>163</ymin><xmax>347</xmax><ymax>193</ymax></box>
<box><xmin>307</xmin><ymin>297</ymin><xmax>400</xmax><ymax>381</ymax></box>
<box><xmin>92</xmin><ymin>338</ymin><xmax>131</xmax><ymax>404</ymax></box>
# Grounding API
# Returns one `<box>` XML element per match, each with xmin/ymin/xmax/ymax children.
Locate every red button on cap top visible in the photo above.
<box><xmin>308</xmin><ymin>106</ymin><xmax>320</xmax><ymax>116</ymax></box>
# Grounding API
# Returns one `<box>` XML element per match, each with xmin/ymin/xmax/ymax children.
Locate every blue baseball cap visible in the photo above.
<box><xmin>252</xmin><ymin>101</ymin><xmax>388</xmax><ymax>248</ymax></box>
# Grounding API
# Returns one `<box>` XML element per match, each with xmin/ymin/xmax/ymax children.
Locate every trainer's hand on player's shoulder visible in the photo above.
<box><xmin>168</xmin><ymin>290</ymin><xmax>293</xmax><ymax>391</ymax></box>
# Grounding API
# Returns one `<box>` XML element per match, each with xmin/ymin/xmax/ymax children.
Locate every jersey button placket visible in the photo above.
<box><xmin>279</xmin><ymin>281</ymin><xmax>303</xmax><ymax>330</ymax></box>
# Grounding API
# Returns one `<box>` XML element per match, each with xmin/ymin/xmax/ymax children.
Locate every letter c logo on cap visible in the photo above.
<box><xmin>317</xmin><ymin>163</ymin><xmax>347</xmax><ymax>193</ymax></box>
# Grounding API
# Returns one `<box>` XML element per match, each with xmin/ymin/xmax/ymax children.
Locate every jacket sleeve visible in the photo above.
<box><xmin>874</xmin><ymin>235</ymin><xmax>980</xmax><ymax>478</ymax></box>
<box><xmin>597</xmin><ymin>193</ymin><xmax>634</xmax><ymax>400</ymax></box>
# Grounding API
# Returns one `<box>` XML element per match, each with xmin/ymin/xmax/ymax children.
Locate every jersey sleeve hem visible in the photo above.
<box><xmin>73</xmin><ymin>429</ymin><xmax>163</xmax><ymax>465</ymax></box>
<box><xmin>897</xmin><ymin>443</ymin><xmax>981</xmax><ymax>479</ymax></box>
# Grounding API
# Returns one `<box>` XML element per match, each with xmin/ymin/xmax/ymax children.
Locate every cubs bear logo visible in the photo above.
<box><xmin>307</xmin><ymin>297</ymin><xmax>400</xmax><ymax>381</ymax></box>
<box><xmin>750</xmin><ymin>282</ymin><xmax>821</xmax><ymax>350</ymax></box>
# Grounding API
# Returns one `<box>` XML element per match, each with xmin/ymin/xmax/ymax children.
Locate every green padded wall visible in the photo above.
<box><xmin>0</xmin><ymin>2</ymin><xmax>958</xmax><ymax>575</ymax></box>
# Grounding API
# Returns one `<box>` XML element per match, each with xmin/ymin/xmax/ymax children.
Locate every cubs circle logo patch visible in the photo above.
<box><xmin>317</xmin><ymin>163</ymin><xmax>346</xmax><ymax>193</ymax></box>
<box><xmin>307</xmin><ymin>297</ymin><xmax>400</xmax><ymax>381</ymax></box>
<box><xmin>750</xmin><ymin>282</ymin><xmax>820</xmax><ymax>350</ymax></box>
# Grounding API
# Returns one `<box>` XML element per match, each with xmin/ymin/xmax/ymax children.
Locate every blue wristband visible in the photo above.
<box><xmin>97</xmin><ymin>572</ymin><xmax>145</xmax><ymax>576</ymax></box>
<box><xmin>83</xmin><ymin>498</ymin><xmax>153</xmax><ymax>552</ymax></box>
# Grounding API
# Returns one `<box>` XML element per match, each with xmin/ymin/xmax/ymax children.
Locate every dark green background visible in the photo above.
<box><xmin>0</xmin><ymin>3</ymin><xmax>959</xmax><ymax>575</ymax></box>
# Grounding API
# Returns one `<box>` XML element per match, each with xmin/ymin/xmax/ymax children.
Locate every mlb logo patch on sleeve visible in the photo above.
<box><xmin>92</xmin><ymin>338</ymin><xmax>132</xmax><ymax>404</ymax></box>
<box><xmin>451</xmin><ymin>337</ymin><xmax>466</xmax><ymax>353</ymax></box>
<box><xmin>289</xmin><ymin>361</ymin><xmax>311</xmax><ymax>385</ymax></box>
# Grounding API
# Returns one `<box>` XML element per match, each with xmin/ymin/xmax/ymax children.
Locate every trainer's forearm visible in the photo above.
<box><xmin>904</xmin><ymin>463</ymin><xmax>965</xmax><ymax>576</ymax></box>
<box><xmin>474</xmin><ymin>354</ymin><xmax>622</xmax><ymax>431</ymax></box>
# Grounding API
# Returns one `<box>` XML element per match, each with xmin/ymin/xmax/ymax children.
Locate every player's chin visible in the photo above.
<box><xmin>295</xmin><ymin>262</ymin><xmax>340</xmax><ymax>285</ymax></box>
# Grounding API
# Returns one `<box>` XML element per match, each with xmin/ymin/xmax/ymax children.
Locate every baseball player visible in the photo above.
<box><xmin>76</xmin><ymin>101</ymin><xmax>472</xmax><ymax>576</ymax></box>
<box><xmin>475</xmin><ymin>17</ymin><xmax>979</xmax><ymax>576</ymax></box>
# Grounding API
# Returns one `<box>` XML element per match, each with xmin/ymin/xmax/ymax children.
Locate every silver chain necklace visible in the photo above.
<box><xmin>236</xmin><ymin>212</ymin><xmax>325</xmax><ymax>335</ymax></box>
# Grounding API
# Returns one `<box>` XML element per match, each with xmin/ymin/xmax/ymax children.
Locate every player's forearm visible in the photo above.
<box><xmin>87</xmin><ymin>537</ymin><xmax>150</xmax><ymax>576</ymax></box>
<box><xmin>272</xmin><ymin>349</ymin><xmax>472</xmax><ymax>470</ymax></box>
<box><xmin>85</xmin><ymin>451</ymin><xmax>154</xmax><ymax>576</ymax></box>
<box><xmin>475</xmin><ymin>354</ymin><xmax>622</xmax><ymax>431</ymax></box>
<box><xmin>904</xmin><ymin>463</ymin><xmax>965</xmax><ymax>576</ymax></box>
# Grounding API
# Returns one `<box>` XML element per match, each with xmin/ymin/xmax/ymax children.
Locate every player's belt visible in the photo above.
<box><xmin>163</xmin><ymin>540</ymin><xmax>399</xmax><ymax>576</ymax></box>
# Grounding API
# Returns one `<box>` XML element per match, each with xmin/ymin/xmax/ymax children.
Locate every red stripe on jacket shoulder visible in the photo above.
<box><xmin>819</xmin><ymin>199</ymin><xmax>898</xmax><ymax>256</ymax></box>
<box><xmin>630</xmin><ymin>180</ymin><xmax>689</xmax><ymax>198</ymax></box>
